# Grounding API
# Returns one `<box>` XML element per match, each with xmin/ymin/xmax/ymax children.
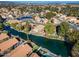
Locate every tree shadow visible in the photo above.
<box><xmin>4</xmin><ymin>26</ymin><xmax>71</xmax><ymax>57</ymax></box>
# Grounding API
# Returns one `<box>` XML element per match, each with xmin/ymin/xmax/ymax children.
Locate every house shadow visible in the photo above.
<box><xmin>4</xmin><ymin>26</ymin><xmax>71</xmax><ymax>57</ymax></box>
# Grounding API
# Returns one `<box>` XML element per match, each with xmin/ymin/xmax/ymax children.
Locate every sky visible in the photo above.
<box><xmin>0</xmin><ymin>0</ymin><xmax>79</xmax><ymax>1</ymax></box>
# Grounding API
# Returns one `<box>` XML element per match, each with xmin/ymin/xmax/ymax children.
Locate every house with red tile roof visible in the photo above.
<box><xmin>0</xmin><ymin>33</ymin><xmax>9</xmax><ymax>42</ymax></box>
<box><xmin>0</xmin><ymin>38</ymin><xmax>19</xmax><ymax>52</ymax></box>
<box><xmin>5</xmin><ymin>44</ymin><xmax>32</xmax><ymax>57</ymax></box>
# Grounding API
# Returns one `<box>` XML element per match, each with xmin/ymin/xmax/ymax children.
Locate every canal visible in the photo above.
<box><xmin>4</xmin><ymin>26</ymin><xmax>70</xmax><ymax>57</ymax></box>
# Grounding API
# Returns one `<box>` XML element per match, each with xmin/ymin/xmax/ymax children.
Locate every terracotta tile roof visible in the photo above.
<box><xmin>6</xmin><ymin>44</ymin><xmax>32</xmax><ymax>57</ymax></box>
<box><xmin>0</xmin><ymin>33</ymin><xmax>9</xmax><ymax>41</ymax></box>
<box><xmin>0</xmin><ymin>38</ymin><xmax>19</xmax><ymax>52</ymax></box>
<box><xmin>30</xmin><ymin>53</ymin><xmax>39</xmax><ymax>57</ymax></box>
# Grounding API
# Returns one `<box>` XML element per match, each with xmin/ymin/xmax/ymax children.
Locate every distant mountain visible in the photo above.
<box><xmin>0</xmin><ymin>1</ymin><xmax>79</xmax><ymax>6</ymax></box>
<box><xmin>13</xmin><ymin>1</ymin><xmax>79</xmax><ymax>5</ymax></box>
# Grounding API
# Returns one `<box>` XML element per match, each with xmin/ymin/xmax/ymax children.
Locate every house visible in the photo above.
<box><xmin>5</xmin><ymin>44</ymin><xmax>32</xmax><ymax>57</ymax></box>
<box><xmin>34</xmin><ymin>16</ymin><xmax>41</xmax><ymax>23</ymax></box>
<box><xmin>40</xmin><ymin>12</ymin><xmax>44</xmax><ymax>16</ymax></box>
<box><xmin>0</xmin><ymin>38</ymin><xmax>19</xmax><ymax>52</ymax></box>
<box><xmin>0</xmin><ymin>33</ymin><xmax>9</xmax><ymax>41</ymax></box>
<box><xmin>51</xmin><ymin>17</ymin><xmax>61</xmax><ymax>25</ymax></box>
<box><xmin>30</xmin><ymin>25</ymin><xmax>45</xmax><ymax>36</ymax></box>
<box><xmin>8</xmin><ymin>15</ymin><xmax>14</xmax><ymax>20</ymax></box>
<box><xmin>45</xmin><ymin>10</ymin><xmax>50</xmax><ymax>13</ymax></box>
<box><xmin>41</xmin><ymin>18</ymin><xmax>48</xmax><ymax>24</ymax></box>
<box><xmin>74</xmin><ymin>20</ymin><xmax>79</xmax><ymax>24</ymax></box>
<box><xmin>59</xmin><ymin>15</ymin><xmax>67</xmax><ymax>21</ymax></box>
<box><xmin>30</xmin><ymin>53</ymin><xmax>39</xmax><ymax>57</ymax></box>
<box><xmin>66</xmin><ymin>16</ymin><xmax>77</xmax><ymax>22</ymax></box>
<box><xmin>34</xmin><ymin>15</ymin><xmax>48</xmax><ymax>24</ymax></box>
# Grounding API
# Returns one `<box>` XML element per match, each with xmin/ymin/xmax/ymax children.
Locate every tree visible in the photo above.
<box><xmin>71</xmin><ymin>40</ymin><xmax>79</xmax><ymax>57</ymax></box>
<box><xmin>0</xmin><ymin>15</ymin><xmax>5</xmax><ymax>23</ymax></box>
<box><xmin>16</xmin><ymin>24</ymin><xmax>23</xmax><ymax>31</ymax></box>
<box><xmin>35</xmin><ymin>7</ymin><xmax>42</xmax><ymax>12</ymax></box>
<box><xmin>60</xmin><ymin>6</ymin><xmax>79</xmax><ymax>17</ymax></box>
<box><xmin>66</xmin><ymin>30</ymin><xmax>79</xmax><ymax>44</ymax></box>
<box><xmin>23</xmin><ymin>21</ymin><xmax>31</xmax><ymax>33</ymax></box>
<box><xmin>65</xmin><ymin>30</ymin><xmax>79</xmax><ymax>57</ymax></box>
<box><xmin>45</xmin><ymin>12</ymin><xmax>56</xmax><ymax>20</ymax></box>
<box><xmin>32</xmin><ymin>44</ymin><xmax>39</xmax><ymax>52</ymax></box>
<box><xmin>59</xmin><ymin>22</ymin><xmax>69</xmax><ymax>36</ymax></box>
<box><xmin>44</xmin><ymin>22</ymin><xmax>55</xmax><ymax>35</ymax></box>
<box><xmin>0</xmin><ymin>23</ymin><xmax>4</xmax><ymax>31</ymax></box>
<box><xmin>10</xmin><ymin>23</ymin><xmax>17</xmax><ymax>29</ymax></box>
<box><xmin>23</xmin><ymin>27</ymin><xmax>30</xmax><ymax>33</ymax></box>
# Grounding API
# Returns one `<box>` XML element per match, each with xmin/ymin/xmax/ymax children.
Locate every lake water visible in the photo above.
<box><xmin>17</xmin><ymin>16</ymin><xmax>32</xmax><ymax>20</ymax></box>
